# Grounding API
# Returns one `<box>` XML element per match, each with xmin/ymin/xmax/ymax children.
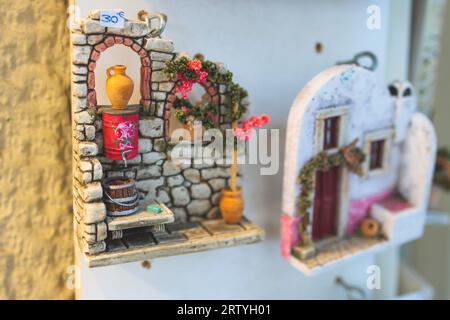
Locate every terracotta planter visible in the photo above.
<box><xmin>106</xmin><ymin>65</ymin><xmax>134</xmax><ymax>109</ymax></box>
<box><xmin>219</xmin><ymin>188</ymin><xmax>244</xmax><ymax>224</ymax></box>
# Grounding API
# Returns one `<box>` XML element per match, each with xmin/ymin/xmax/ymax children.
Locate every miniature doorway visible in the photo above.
<box><xmin>312</xmin><ymin>166</ymin><xmax>340</xmax><ymax>241</ymax></box>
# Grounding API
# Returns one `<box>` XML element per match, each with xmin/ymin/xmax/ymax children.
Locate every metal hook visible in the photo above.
<box><xmin>335</xmin><ymin>276</ymin><xmax>367</xmax><ymax>300</ymax></box>
<box><xmin>138</xmin><ymin>10</ymin><xmax>167</xmax><ymax>38</ymax></box>
<box><xmin>336</xmin><ymin>51</ymin><xmax>378</xmax><ymax>71</ymax></box>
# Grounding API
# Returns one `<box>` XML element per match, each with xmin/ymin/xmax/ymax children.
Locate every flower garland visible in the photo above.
<box><xmin>164</xmin><ymin>55</ymin><xmax>248</xmax><ymax>125</ymax></box>
<box><xmin>295</xmin><ymin>139</ymin><xmax>366</xmax><ymax>247</ymax></box>
<box><xmin>172</xmin><ymin>97</ymin><xmax>219</xmax><ymax>129</ymax></box>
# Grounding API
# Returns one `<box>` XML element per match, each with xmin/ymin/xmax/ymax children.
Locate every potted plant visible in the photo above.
<box><xmin>219</xmin><ymin>111</ymin><xmax>270</xmax><ymax>224</ymax></box>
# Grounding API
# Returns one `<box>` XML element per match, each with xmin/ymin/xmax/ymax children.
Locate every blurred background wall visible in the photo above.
<box><xmin>408</xmin><ymin>0</ymin><xmax>450</xmax><ymax>300</ymax></box>
<box><xmin>0</xmin><ymin>0</ymin><xmax>73</xmax><ymax>299</ymax></box>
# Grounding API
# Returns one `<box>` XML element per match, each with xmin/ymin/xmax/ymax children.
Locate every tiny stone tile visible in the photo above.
<box><xmin>136</xmin><ymin>165</ymin><xmax>162</xmax><ymax>179</ymax></box>
<box><xmin>106</xmin><ymin>239</ymin><xmax>128</xmax><ymax>252</ymax></box>
<box><xmin>153</xmin><ymin>231</ymin><xmax>187</xmax><ymax>245</ymax></box>
<box><xmin>82</xmin><ymin>19</ymin><xmax>105</xmax><ymax>34</ymax></box>
<box><xmin>201</xmin><ymin>219</ymin><xmax>245</xmax><ymax>235</ymax></box>
<box><xmin>139</xmin><ymin>138</ymin><xmax>153</xmax><ymax>153</ymax></box>
<box><xmin>97</xmin><ymin>222</ymin><xmax>108</xmax><ymax>242</ymax></box>
<box><xmin>150</xmin><ymin>51</ymin><xmax>174</xmax><ymax>62</ymax></box>
<box><xmin>143</xmin><ymin>38</ymin><xmax>174</xmax><ymax>52</ymax></box>
<box><xmin>191</xmin><ymin>183</ymin><xmax>212</xmax><ymax>199</ymax></box>
<box><xmin>78</xmin><ymin>142</ymin><xmax>98</xmax><ymax>157</ymax></box>
<box><xmin>72</xmin><ymin>97</ymin><xmax>87</xmax><ymax>112</ymax></box>
<box><xmin>151</xmin><ymin>71</ymin><xmax>170</xmax><ymax>82</ymax></box>
<box><xmin>167</xmin><ymin>174</ymin><xmax>184</xmax><ymax>187</ymax></box>
<box><xmin>79</xmin><ymin>160</ymin><xmax>93</xmax><ymax>172</ymax></box>
<box><xmin>72</xmin><ymin>46</ymin><xmax>91</xmax><ymax>65</ymax></box>
<box><xmin>183</xmin><ymin>168</ymin><xmax>201</xmax><ymax>183</ymax></box>
<box><xmin>139</xmin><ymin>118</ymin><xmax>164</xmax><ymax>138</ymax></box>
<box><xmin>152</xmin><ymin>61</ymin><xmax>166</xmax><ymax>70</ymax></box>
<box><xmin>142</xmin><ymin>152</ymin><xmax>166</xmax><ymax>164</ymax></box>
<box><xmin>107</xmin><ymin>21</ymin><xmax>150</xmax><ymax>38</ymax></box>
<box><xmin>87</xmin><ymin>34</ymin><xmax>104</xmax><ymax>45</ymax></box>
<box><xmin>183</xmin><ymin>227</ymin><xmax>211</xmax><ymax>240</ymax></box>
<box><xmin>122</xmin><ymin>232</ymin><xmax>156</xmax><ymax>249</ymax></box>
<box><xmin>73</xmin><ymin>83</ymin><xmax>88</xmax><ymax>98</ymax></box>
<box><xmin>72</xmin><ymin>33</ymin><xmax>87</xmax><ymax>45</ymax></box>
<box><xmin>166</xmin><ymin>222</ymin><xmax>200</xmax><ymax>233</ymax></box>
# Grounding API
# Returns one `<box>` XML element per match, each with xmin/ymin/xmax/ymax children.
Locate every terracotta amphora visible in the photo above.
<box><xmin>106</xmin><ymin>65</ymin><xmax>134</xmax><ymax>109</ymax></box>
<box><xmin>219</xmin><ymin>188</ymin><xmax>244</xmax><ymax>224</ymax></box>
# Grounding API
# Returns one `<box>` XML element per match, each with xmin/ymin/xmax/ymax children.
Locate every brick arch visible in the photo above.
<box><xmin>86</xmin><ymin>36</ymin><xmax>151</xmax><ymax>108</ymax></box>
<box><xmin>164</xmin><ymin>80</ymin><xmax>220</xmax><ymax>140</ymax></box>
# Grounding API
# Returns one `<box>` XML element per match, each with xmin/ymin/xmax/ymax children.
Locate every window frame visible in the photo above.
<box><xmin>363</xmin><ymin>128</ymin><xmax>394</xmax><ymax>178</ymax></box>
<box><xmin>315</xmin><ymin>105</ymin><xmax>349</xmax><ymax>154</ymax></box>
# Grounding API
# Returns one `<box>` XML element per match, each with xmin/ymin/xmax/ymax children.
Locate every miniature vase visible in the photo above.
<box><xmin>106</xmin><ymin>65</ymin><xmax>134</xmax><ymax>109</ymax></box>
<box><xmin>219</xmin><ymin>189</ymin><xmax>244</xmax><ymax>224</ymax></box>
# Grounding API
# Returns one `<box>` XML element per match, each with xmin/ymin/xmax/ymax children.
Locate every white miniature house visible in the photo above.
<box><xmin>281</xmin><ymin>65</ymin><xmax>436</xmax><ymax>275</ymax></box>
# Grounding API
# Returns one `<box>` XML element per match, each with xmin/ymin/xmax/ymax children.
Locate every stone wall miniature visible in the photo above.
<box><xmin>71</xmin><ymin>11</ymin><xmax>244</xmax><ymax>255</ymax></box>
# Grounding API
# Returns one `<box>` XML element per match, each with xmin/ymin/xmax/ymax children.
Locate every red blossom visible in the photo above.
<box><xmin>260</xmin><ymin>114</ymin><xmax>271</xmax><ymax>125</ymax></box>
<box><xmin>232</xmin><ymin>114</ymin><xmax>271</xmax><ymax>141</ymax></box>
<box><xmin>175</xmin><ymin>59</ymin><xmax>208</xmax><ymax>98</ymax></box>
<box><xmin>187</xmin><ymin>59</ymin><xmax>202</xmax><ymax>71</ymax></box>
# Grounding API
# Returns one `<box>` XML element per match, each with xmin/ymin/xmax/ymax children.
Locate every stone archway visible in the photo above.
<box><xmin>164</xmin><ymin>79</ymin><xmax>220</xmax><ymax>140</ymax></box>
<box><xmin>86</xmin><ymin>36</ymin><xmax>151</xmax><ymax>108</ymax></box>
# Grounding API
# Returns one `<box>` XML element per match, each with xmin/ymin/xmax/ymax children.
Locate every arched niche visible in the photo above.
<box><xmin>164</xmin><ymin>79</ymin><xmax>220</xmax><ymax>141</ymax></box>
<box><xmin>86</xmin><ymin>36</ymin><xmax>151</xmax><ymax>108</ymax></box>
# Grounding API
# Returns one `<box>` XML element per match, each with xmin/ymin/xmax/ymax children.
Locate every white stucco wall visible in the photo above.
<box><xmin>282</xmin><ymin>65</ymin><xmax>400</xmax><ymax>218</ymax></box>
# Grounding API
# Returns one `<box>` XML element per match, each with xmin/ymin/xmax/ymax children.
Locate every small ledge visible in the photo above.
<box><xmin>85</xmin><ymin>217</ymin><xmax>265</xmax><ymax>268</ymax></box>
<box><xmin>106</xmin><ymin>204</ymin><xmax>174</xmax><ymax>231</ymax></box>
<box><xmin>289</xmin><ymin>236</ymin><xmax>388</xmax><ymax>276</ymax></box>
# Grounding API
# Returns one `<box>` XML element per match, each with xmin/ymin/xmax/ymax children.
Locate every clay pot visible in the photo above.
<box><xmin>219</xmin><ymin>188</ymin><xmax>244</xmax><ymax>224</ymax></box>
<box><xmin>106</xmin><ymin>65</ymin><xmax>134</xmax><ymax>109</ymax></box>
<box><xmin>360</xmin><ymin>218</ymin><xmax>380</xmax><ymax>237</ymax></box>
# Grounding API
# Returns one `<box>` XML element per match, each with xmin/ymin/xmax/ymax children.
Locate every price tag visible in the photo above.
<box><xmin>100</xmin><ymin>10</ymin><xmax>125</xmax><ymax>28</ymax></box>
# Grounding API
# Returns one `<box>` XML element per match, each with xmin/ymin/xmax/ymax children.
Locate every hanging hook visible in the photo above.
<box><xmin>335</xmin><ymin>276</ymin><xmax>367</xmax><ymax>300</ymax></box>
<box><xmin>336</xmin><ymin>51</ymin><xmax>378</xmax><ymax>71</ymax></box>
<box><xmin>138</xmin><ymin>10</ymin><xmax>167</xmax><ymax>38</ymax></box>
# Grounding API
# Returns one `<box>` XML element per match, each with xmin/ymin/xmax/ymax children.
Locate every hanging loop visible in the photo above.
<box><xmin>336</xmin><ymin>51</ymin><xmax>378</xmax><ymax>71</ymax></box>
<box><xmin>138</xmin><ymin>10</ymin><xmax>167</xmax><ymax>38</ymax></box>
<box><xmin>335</xmin><ymin>276</ymin><xmax>367</xmax><ymax>300</ymax></box>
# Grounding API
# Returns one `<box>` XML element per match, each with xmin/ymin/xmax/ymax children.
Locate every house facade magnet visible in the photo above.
<box><xmin>281</xmin><ymin>65</ymin><xmax>437</xmax><ymax>275</ymax></box>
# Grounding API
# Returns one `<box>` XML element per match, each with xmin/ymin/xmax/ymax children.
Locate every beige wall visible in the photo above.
<box><xmin>0</xmin><ymin>0</ymin><xmax>73</xmax><ymax>299</ymax></box>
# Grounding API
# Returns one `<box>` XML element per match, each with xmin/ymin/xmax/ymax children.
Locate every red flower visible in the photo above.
<box><xmin>260</xmin><ymin>114</ymin><xmax>271</xmax><ymax>125</ymax></box>
<box><xmin>197</xmin><ymin>70</ymin><xmax>208</xmax><ymax>82</ymax></box>
<box><xmin>187</xmin><ymin>59</ymin><xmax>202</xmax><ymax>71</ymax></box>
<box><xmin>233</xmin><ymin>127</ymin><xmax>253</xmax><ymax>141</ymax></box>
<box><xmin>232</xmin><ymin>114</ymin><xmax>271</xmax><ymax>141</ymax></box>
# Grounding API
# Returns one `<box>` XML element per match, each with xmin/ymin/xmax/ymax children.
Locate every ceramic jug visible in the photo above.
<box><xmin>106</xmin><ymin>65</ymin><xmax>134</xmax><ymax>109</ymax></box>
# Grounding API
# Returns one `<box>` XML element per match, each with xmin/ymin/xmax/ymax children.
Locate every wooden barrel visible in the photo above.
<box><xmin>103</xmin><ymin>178</ymin><xmax>139</xmax><ymax>216</ymax></box>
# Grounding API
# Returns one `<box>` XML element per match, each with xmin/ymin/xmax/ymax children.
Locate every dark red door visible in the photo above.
<box><xmin>312</xmin><ymin>166</ymin><xmax>340</xmax><ymax>241</ymax></box>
